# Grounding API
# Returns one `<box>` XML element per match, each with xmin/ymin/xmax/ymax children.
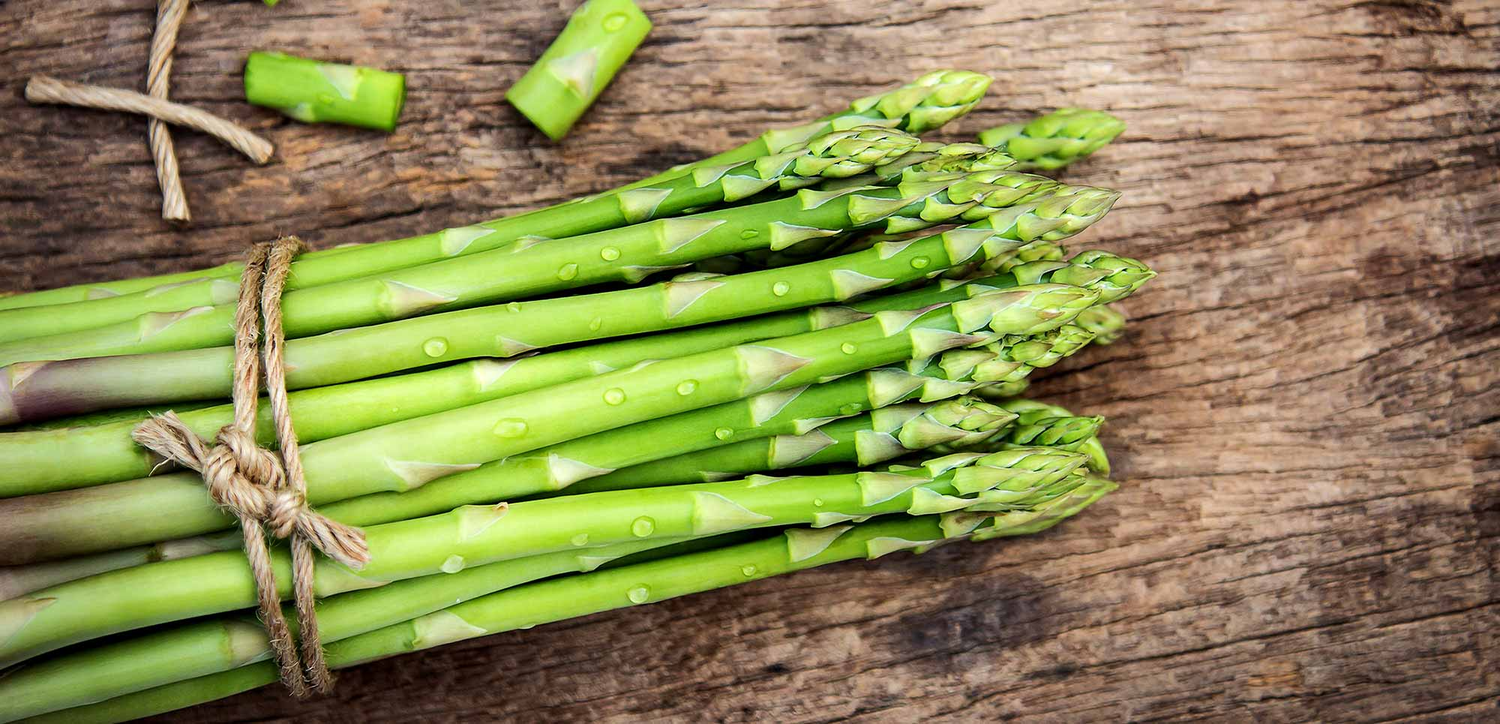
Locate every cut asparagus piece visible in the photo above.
<box><xmin>243</xmin><ymin>52</ymin><xmax>406</xmax><ymax>131</ymax></box>
<box><xmin>0</xmin><ymin>272</ymin><xmax>1126</xmax><ymax>562</ymax></box>
<box><xmin>506</xmin><ymin>0</ymin><xmax>652</xmax><ymax>140</ymax></box>
<box><xmin>0</xmin><ymin>448</ymin><xmax>1087</xmax><ymax>667</ymax></box>
<box><xmin>21</xmin><ymin>491</ymin><xmax>1112</xmax><ymax>724</ymax></box>
<box><xmin>978</xmin><ymin>108</ymin><xmax>1126</xmax><ymax>172</ymax></box>
<box><xmin>0</xmin><ymin>71</ymin><xmax>990</xmax><ymax>314</ymax></box>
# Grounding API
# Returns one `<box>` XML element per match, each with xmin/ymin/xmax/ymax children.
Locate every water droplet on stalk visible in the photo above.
<box><xmin>571</xmin><ymin>533</ymin><xmax>589</xmax><ymax>546</ymax></box>
<box><xmin>627</xmin><ymin>585</ymin><xmax>650</xmax><ymax>603</ymax></box>
<box><xmin>631</xmin><ymin>517</ymin><xmax>656</xmax><ymax>537</ymax></box>
<box><xmin>715</xmin><ymin>427</ymin><xmax>733</xmax><ymax>440</ymax></box>
<box><xmin>741</xmin><ymin>564</ymin><xmax>758</xmax><ymax>577</ymax></box>
<box><xmin>493</xmin><ymin>418</ymin><xmax>528</xmax><ymax>437</ymax></box>
<box><xmin>911</xmin><ymin>256</ymin><xmax>931</xmax><ymax>269</ymax></box>
<box><xmin>772</xmin><ymin>281</ymin><xmax>790</xmax><ymax>296</ymax></box>
<box><xmin>604</xmin><ymin>388</ymin><xmax>626</xmax><ymax>405</ymax></box>
<box><xmin>600</xmin><ymin>247</ymin><xmax>621</xmax><ymax>261</ymax></box>
<box><xmin>423</xmin><ymin>337</ymin><xmax>449</xmax><ymax>357</ymax></box>
<box><xmin>841</xmin><ymin>342</ymin><xmax>858</xmax><ymax>354</ymax></box>
<box><xmin>677</xmin><ymin>379</ymin><xmax>698</xmax><ymax>395</ymax></box>
<box><xmin>557</xmin><ymin>263</ymin><xmax>579</xmax><ymax>280</ymax></box>
<box><xmin>603</xmin><ymin>12</ymin><xmax>628</xmax><ymax>31</ymax></box>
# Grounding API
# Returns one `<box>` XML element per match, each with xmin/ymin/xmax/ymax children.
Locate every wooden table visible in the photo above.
<box><xmin>4</xmin><ymin>1</ymin><xmax>1497</xmax><ymax>721</ymax></box>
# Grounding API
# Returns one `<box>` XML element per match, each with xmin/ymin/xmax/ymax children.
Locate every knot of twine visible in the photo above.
<box><xmin>132</xmin><ymin>237</ymin><xmax>368</xmax><ymax>696</ymax></box>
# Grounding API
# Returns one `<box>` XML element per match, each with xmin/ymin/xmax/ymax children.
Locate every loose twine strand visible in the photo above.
<box><xmin>131</xmin><ymin>237</ymin><xmax>368</xmax><ymax>696</ymax></box>
<box><xmin>26</xmin><ymin>76</ymin><xmax>274</xmax><ymax>166</ymax></box>
<box><xmin>148</xmin><ymin>0</ymin><xmax>191</xmax><ymax>221</ymax></box>
<box><xmin>23</xmin><ymin>0</ymin><xmax>275</xmax><ymax>220</ymax></box>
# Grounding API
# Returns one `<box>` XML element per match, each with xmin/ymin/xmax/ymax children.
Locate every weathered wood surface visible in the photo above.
<box><xmin>3</xmin><ymin>0</ymin><xmax>1498</xmax><ymax>721</ymax></box>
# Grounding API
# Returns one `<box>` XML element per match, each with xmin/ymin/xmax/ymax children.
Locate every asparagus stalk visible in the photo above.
<box><xmin>0</xmin><ymin>535</ymin><xmax>693</xmax><ymax>721</ymax></box>
<box><xmin>0</xmin><ymin>448</ymin><xmax>1088</xmax><ymax>667</ymax></box>
<box><xmin>0</xmin><ymin>127</ymin><xmax>925</xmax><ymax>347</ymax></box>
<box><xmin>0</xmin><ymin>533</ymin><xmax>237</xmax><ymax>602</ymax></box>
<box><xmin>312</xmin><ymin>362</ymin><xmax>1008</xmax><ymax>529</ymax></box>
<box><xmin>1074</xmin><ymin>304</ymin><xmax>1127</xmax><ymax>344</ymax></box>
<box><xmin>0</xmin><ymin>128</ymin><xmax>933</xmax><ymax>360</ymax></box>
<box><xmin>0</xmin><ymin>323</ymin><xmax>1101</xmax><ymax>595</ymax></box>
<box><xmin>978</xmin><ymin>108</ymin><xmax>1126</xmax><ymax>172</ymax></box>
<box><xmin>24</xmin><ymin>495</ymin><xmax>1111</xmax><ymax>724</ymax></box>
<box><xmin>4</xmin><ymin>251</ymin><xmax>1151</xmax><ymax>558</ymax></box>
<box><xmin>0</xmin><ymin>70</ymin><xmax>991</xmax><ymax>314</ymax></box>
<box><xmin>996</xmin><ymin>398</ymin><xmax>1113</xmax><ymax>476</ymax></box>
<box><xmin>506</xmin><ymin>0</ymin><xmax>652</xmax><ymax>140</ymax></box>
<box><xmin>0</xmin><ymin>183</ymin><xmax>1121</xmax><ymax>488</ymax></box>
<box><xmin>562</xmin><ymin>396</ymin><xmax>1016</xmax><ymax>495</ymax></box>
<box><xmin>243</xmin><ymin>52</ymin><xmax>407</xmax><ymax>131</ymax></box>
<box><xmin>621</xmin><ymin>70</ymin><xmax>993</xmax><ymax>191</ymax></box>
<box><xmin>0</xmin><ymin>271</ymin><xmax>1122</xmax><ymax>562</ymax></box>
<box><xmin>0</xmin><ymin>170</ymin><xmax>1123</xmax><ymax>425</ymax></box>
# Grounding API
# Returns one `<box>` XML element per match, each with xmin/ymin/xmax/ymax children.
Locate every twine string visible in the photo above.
<box><xmin>148</xmin><ymin>0</ymin><xmax>191</xmax><ymax>221</ymax></box>
<box><xmin>131</xmin><ymin>237</ymin><xmax>367</xmax><ymax>696</ymax></box>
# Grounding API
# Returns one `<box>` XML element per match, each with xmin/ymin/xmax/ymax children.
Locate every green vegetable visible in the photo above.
<box><xmin>0</xmin><ymin>447</ymin><xmax>1088</xmax><ymax>667</ymax></box>
<box><xmin>0</xmin><ymin>130</ymin><xmax>933</xmax><ymax>362</ymax></box>
<box><xmin>21</xmin><ymin>495</ymin><xmax>1111</xmax><ymax>724</ymax></box>
<box><xmin>0</xmin><ymin>268</ymin><xmax>1133</xmax><ymax>562</ymax></box>
<box><xmin>562</xmin><ymin>396</ymin><xmax>1017</xmax><ymax>494</ymax></box>
<box><xmin>506</xmin><ymin>0</ymin><xmax>652</xmax><ymax>140</ymax></box>
<box><xmin>0</xmin><ymin>168</ymin><xmax>1125</xmax><ymax>425</ymax></box>
<box><xmin>621</xmin><ymin>70</ymin><xmax>994</xmax><ymax>191</ymax></box>
<box><xmin>0</xmin><ymin>186</ymin><xmax>1125</xmax><ymax>490</ymax></box>
<box><xmin>243</xmin><ymin>52</ymin><xmax>406</xmax><ymax>131</ymax></box>
<box><xmin>978</xmin><ymin>108</ymin><xmax>1126</xmax><ymax>171</ymax></box>
<box><xmin>0</xmin><ymin>70</ymin><xmax>990</xmax><ymax>314</ymax></box>
<box><xmin>0</xmin><ymin>535</ymin><xmax>689</xmax><ymax>721</ymax></box>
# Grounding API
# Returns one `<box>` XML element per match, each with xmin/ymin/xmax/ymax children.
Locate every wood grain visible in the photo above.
<box><xmin>2</xmin><ymin>0</ymin><xmax>1498</xmax><ymax>721</ymax></box>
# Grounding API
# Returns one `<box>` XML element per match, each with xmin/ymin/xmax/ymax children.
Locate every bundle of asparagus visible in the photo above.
<box><xmin>0</xmin><ymin>71</ymin><xmax>1147</xmax><ymax>722</ymax></box>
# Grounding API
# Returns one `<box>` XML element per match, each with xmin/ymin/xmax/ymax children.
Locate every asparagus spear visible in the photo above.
<box><xmin>0</xmin><ymin>535</ymin><xmax>692</xmax><ymax>721</ymax></box>
<box><xmin>1074</xmin><ymin>304</ymin><xmax>1128</xmax><ymax>344</ymax></box>
<box><xmin>0</xmin><ymin>324</ymin><xmax>1101</xmax><ymax>595</ymax></box>
<box><xmin>0</xmin><ymin>448</ymin><xmax>1087</xmax><ymax>667</ymax></box>
<box><xmin>0</xmin><ymin>69</ymin><xmax>990</xmax><ymax>318</ymax></box>
<box><xmin>0</xmin><ymin>128</ymin><xmax>933</xmax><ymax>359</ymax></box>
<box><xmin>0</xmin><ymin>187</ymin><xmax>1121</xmax><ymax>488</ymax></box>
<box><xmin>0</xmin><ymin>534</ymin><xmax>237</xmax><ymax>602</ymax></box>
<box><xmin>3</xmin><ymin>251</ymin><xmax>1152</xmax><ymax>558</ymax></box>
<box><xmin>562</xmin><ymin>396</ymin><xmax>1016</xmax><ymax>494</ymax></box>
<box><xmin>0</xmin><ymin>170</ymin><xmax>1123</xmax><ymax>425</ymax></box>
<box><xmin>621</xmin><ymin>70</ymin><xmax>993</xmax><ymax>192</ymax></box>
<box><xmin>22</xmin><ymin>492</ymin><xmax>1111</xmax><ymax>724</ymax></box>
<box><xmin>0</xmin><ymin>270</ymin><xmax>1125</xmax><ymax>562</ymax></box>
<box><xmin>978</xmin><ymin>108</ymin><xmax>1126</xmax><ymax>172</ymax></box>
<box><xmin>243</xmin><ymin>52</ymin><xmax>407</xmax><ymax>131</ymax></box>
<box><xmin>506</xmin><ymin>0</ymin><xmax>652</xmax><ymax>140</ymax></box>
<box><xmin>996</xmin><ymin>398</ymin><xmax>1113</xmax><ymax>476</ymax></box>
